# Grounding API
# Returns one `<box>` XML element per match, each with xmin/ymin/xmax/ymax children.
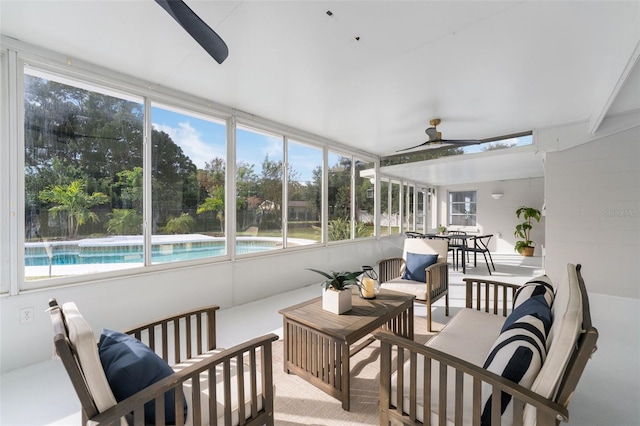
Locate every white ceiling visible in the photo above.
<box><xmin>1</xmin><ymin>0</ymin><xmax>639</xmax><ymax>185</ymax></box>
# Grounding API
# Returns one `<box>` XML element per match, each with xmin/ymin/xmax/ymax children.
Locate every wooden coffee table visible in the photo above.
<box><xmin>279</xmin><ymin>289</ymin><xmax>415</xmax><ymax>410</ymax></box>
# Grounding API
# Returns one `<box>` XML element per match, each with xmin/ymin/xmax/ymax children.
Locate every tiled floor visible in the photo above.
<box><xmin>1</xmin><ymin>254</ymin><xmax>638</xmax><ymax>425</ymax></box>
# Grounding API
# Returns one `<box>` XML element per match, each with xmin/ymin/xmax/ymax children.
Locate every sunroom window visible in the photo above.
<box><xmin>23</xmin><ymin>68</ymin><xmax>144</xmax><ymax>281</ymax></box>
<box><xmin>327</xmin><ymin>152</ymin><xmax>352</xmax><ymax>241</ymax></box>
<box><xmin>151</xmin><ymin>103</ymin><xmax>227</xmax><ymax>263</ymax></box>
<box><xmin>355</xmin><ymin>158</ymin><xmax>375</xmax><ymax>239</ymax></box>
<box><xmin>235</xmin><ymin>125</ymin><xmax>283</xmax><ymax>254</ymax></box>
<box><xmin>286</xmin><ymin>140</ymin><xmax>322</xmax><ymax>246</ymax></box>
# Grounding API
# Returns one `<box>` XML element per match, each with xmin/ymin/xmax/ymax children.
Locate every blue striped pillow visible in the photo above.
<box><xmin>513</xmin><ymin>275</ymin><xmax>555</xmax><ymax>309</ymax></box>
<box><xmin>481</xmin><ymin>296</ymin><xmax>552</xmax><ymax>425</ymax></box>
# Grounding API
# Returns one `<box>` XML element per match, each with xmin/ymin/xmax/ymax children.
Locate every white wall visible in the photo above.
<box><xmin>437</xmin><ymin>178</ymin><xmax>545</xmax><ymax>253</ymax></box>
<box><xmin>0</xmin><ymin>236</ymin><xmax>404</xmax><ymax>373</ymax></box>
<box><xmin>544</xmin><ymin>121</ymin><xmax>640</xmax><ymax>299</ymax></box>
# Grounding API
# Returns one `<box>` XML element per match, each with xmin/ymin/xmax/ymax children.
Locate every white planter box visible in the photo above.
<box><xmin>322</xmin><ymin>288</ymin><xmax>352</xmax><ymax>314</ymax></box>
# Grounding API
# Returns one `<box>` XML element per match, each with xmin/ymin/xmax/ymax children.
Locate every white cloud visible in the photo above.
<box><xmin>153</xmin><ymin>122</ymin><xmax>224</xmax><ymax>169</ymax></box>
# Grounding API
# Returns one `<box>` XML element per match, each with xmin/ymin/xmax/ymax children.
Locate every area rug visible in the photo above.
<box><xmin>270</xmin><ymin>315</ymin><xmax>437</xmax><ymax>425</ymax></box>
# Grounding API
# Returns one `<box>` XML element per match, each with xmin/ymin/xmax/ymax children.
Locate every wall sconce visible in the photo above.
<box><xmin>491</xmin><ymin>193</ymin><xmax>504</xmax><ymax>199</ymax></box>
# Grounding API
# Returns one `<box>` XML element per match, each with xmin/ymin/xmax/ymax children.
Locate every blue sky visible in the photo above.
<box><xmin>461</xmin><ymin>134</ymin><xmax>533</xmax><ymax>154</ymax></box>
<box><xmin>150</xmin><ymin>106</ymin><xmax>526</xmax><ymax>182</ymax></box>
<box><xmin>152</xmin><ymin>106</ymin><xmax>323</xmax><ymax>182</ymax></box>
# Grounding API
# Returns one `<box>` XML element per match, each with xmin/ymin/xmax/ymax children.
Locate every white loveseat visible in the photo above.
<box><xmin>375</xmin><ymin>263</ymin><xmax>598</xmax><ymax>426</ymax></box>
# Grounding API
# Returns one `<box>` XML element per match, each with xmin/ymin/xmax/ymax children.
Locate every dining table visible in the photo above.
<box><xmin>422</xmin><ymin>233</ymin><xmax>476</xmax><ymax>274</ymax></box>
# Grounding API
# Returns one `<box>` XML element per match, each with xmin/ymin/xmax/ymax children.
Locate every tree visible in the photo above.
<box><xmin>163</xmin><ymin>213</ymin><xmax>196</xmax><ymax>234</ymax></box>
<box><xmin>38</xmin><ymin>180</ymin><xmax>109</xmax><ymax>238</ymax></box>
<box><xmin>236</xmin><ymin>162</ymin><xmax>259</xmax><ymax>230</ymax></box>
<box><xmin>106</xmin><ymin>209</ymin><xmax>143</xmax><ymax>235</ymax></box>
<box><xmin>115</xmin><ymin>167</ymin><xmax>143</xmax><ymax>210</ymax></box>
<box><xmin>196</xmin><ymin>157</ymin><xmax>226</xmax><ymax>232</ymax></box>
<box><xmin>24</xmin><ymin>75</ymin><xmax>202</xmax><ymax>237</ymax></box>
<box><xmin>380</xmin><ymin>146</ymin><xmax>465</xmax><ymax>167</ymax></box>
<box><xmin>151</xmin><ymin>130</ymin><xmax>201</xmax><ymax>231</ymax></box>
<box><xmin>197</xmin><ymin>186</ymin><xmax>225</xmax><ymax>232</ymax></box>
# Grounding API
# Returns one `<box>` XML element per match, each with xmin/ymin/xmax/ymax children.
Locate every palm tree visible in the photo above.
<box><xmin>106</xmin><ymin>209</ymin><xmax>143</xmax><ymax>235</ymax></box>
<box><xmin>163</xmin><ymin>213</ymin><xmax>196</xmax><ymax>234</ymax></box>
<box><xmin>39</xmin><ymin>180</ymin><xmax>109</xmax><ymax>238</ymax></box>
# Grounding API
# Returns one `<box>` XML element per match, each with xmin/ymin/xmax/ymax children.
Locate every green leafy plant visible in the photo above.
<box><xmin>38</xmin><ymin>179</ymin><xmax>109</xmax><ymax>238</ymax></box>
<box><xmin>106</xmin><ymin>209</ymin><xmax>143</xmax><ymax>235</ymax></box>
<box><xmin>313</xmin><ymin>218</ymin><xmax>370</xmax><ymax>241</ymax></box>
<box><xmin>307</xmin><ymin>268</ymin><xmax>364</xmax><ymax>291</ymax></box>
<box><xmin>438</xmin><ymin>224</ymin><xmax>447</xmax><ymax>234</ymax></box>
<box><xmin>163</xmin><ymin>213</ymin><xmax>196</xmax><ymax>234</ymax></box>
<box><xmin>514</xmin><ymin>206</ymin><xmax>541</xmax><ymax>254</ymax></box>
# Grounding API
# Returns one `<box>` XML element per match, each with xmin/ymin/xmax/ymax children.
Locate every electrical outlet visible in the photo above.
<box><xmin>20</xmin><ymin>307</ymin><xmax>34</xmax><ymax>324</ymax></box>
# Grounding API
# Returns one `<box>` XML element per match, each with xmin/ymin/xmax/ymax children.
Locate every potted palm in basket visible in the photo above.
<box><xmin>514</xmin><ymin>206</ymin><xmax>541</xmax><ymax>256</ymax></box>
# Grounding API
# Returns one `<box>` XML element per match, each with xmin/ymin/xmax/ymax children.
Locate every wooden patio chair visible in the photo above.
<box><xmin>378</xmin><ymin>238</ymin><xmax>449</xmax><ymax>332</ymax></box>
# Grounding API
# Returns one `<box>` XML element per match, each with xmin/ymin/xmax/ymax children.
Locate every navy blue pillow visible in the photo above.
<box><xmin>481</xmin><ymin>296</ymin><xmax>552</xmax><ymax>425</ymax></box>
<box><xmin>98</xmin><ymin>329</ymin><xmax>187</xmax><ymax>424</ymax></box>
<box><xmin>502</xmin><ymin>294</ymin><xmax>552</xmax><ymax>336</ymax></box>
<box><xmin>402</xmin><ymin>252</ymin><xmax>438</xmax><ymax>282</ymax></box>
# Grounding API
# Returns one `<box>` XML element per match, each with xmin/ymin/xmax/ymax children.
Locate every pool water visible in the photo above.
<box><xmin>25</xmin><ymin>240</ymin><xmax>276</xmax><ymax>266</ymax></box>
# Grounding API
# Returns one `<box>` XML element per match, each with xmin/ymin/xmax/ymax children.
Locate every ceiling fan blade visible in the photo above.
<box><xmin>395</xmin><ymin>139</ymin><xmax>482</xmax><ymax>153</ymax></box>
<box><xmin>155</xmin><ymin>0</ymin><xmax>229</xmax><ymax>64</ymax></box>
<box><xmin>395</xmin><ymin>141</ymin><xmax>432</xmax><ymax>152</ymax></box>
<box><xmin>439</xmin><ymin>139</ymin><xmax>482</xmax><ymax>146</ymax></box>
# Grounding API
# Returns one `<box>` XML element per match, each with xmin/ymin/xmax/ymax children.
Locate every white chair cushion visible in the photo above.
<box><xmin>427</xmin><ymin>308</ymin><xmax>506</xmax><ymax>365</ymax></box>
<box><xmin>523</xmin><ymin>264</ymin><xmax>583</xmax><ymax>426</ymax></box>
<box><xmin>61</xmin><ymin>302</ymin><xmax>118</xmax><ymax>414</ymax></box>
<box><xmin>173</xmin><ymin>349</ymin><xmax>266</xmax><ymax>426</ymax></box>
<box><xmin>381</xmin><ymin>279</ymin><xmax>428</xmax><ymax>300</ymax></box>
<box><xmin>390</xmin><ymin>309</ymin><xmax>505</xmax><ymax>425</ymax></box>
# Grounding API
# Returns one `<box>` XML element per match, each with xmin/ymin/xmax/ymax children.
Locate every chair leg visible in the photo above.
<box><xmin>449</xmin><ymin>250</ymin><xmax>457</xmax><ymax>270</ymax></box>
<box><xmin>483</xmin><ymin>252</ymin><xmax>492</xmax><ymax>275</ymax></box>
<box><xmin>445</xmin><ymin>292</ymin><xmax>449</xmax><ymax>317</ymax></box>
<box><xmin>487</xmin><ymin>250</ymin><xmax>496</xmax><ymax>271</ymax></box>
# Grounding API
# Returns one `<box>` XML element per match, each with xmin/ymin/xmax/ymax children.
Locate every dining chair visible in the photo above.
<box><xmin>405</xmin><ymin>231</ymin><xmax>425</xmax><ymax>239</ymax></box>
<box><xmin>467</xmin><ymin>234</ymin><xmax>496</xmax><ymax>275</ymax></box>
<box><xmin>447</xmin><ymin>231</ymin><xmax>467</xmax><ymax>270</ymax></box>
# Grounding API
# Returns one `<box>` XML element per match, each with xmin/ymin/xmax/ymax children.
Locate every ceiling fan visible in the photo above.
<box><xmin>397</xmin><ymin>118</ymin><xmax>482</xmax><ymax>152</ymax></box>
<box><xmin>155</xmin><ymin>0</ymin><xmax>229</xmax><ymax>64</ymax></box>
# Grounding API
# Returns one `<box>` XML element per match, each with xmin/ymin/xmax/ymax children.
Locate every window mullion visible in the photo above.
<box><xmin>282</xmin><ymin>137</ymin><xmax>288</xmax><ymax>248</ymax></box>
<box><xmin>143</xmin><ymin>98</ymin><xmax>152</xmax><ymax>265</ymax></box>
<box><xmin>322</xmin><ymin>147</ymin><xmax>328</xmax><ymax>245</ymax></box>
<box><xmin>8</xmin><ymin>50</ymin><xmax>22</xmax><ymax>294</ymax></box>
<box><xmin>351</xmin><ymin>157</ymin><xmax>356</xmax><ymax>239</ymax></box>
<box><xmin>374</xmin><ymin>162</ymin><xmax>380</xmax><ymax>239</ymax></box>
<box><xmin>227</xmin><ymin>116</ymin><xmax>236</xmax><ymax>260</ymax></box>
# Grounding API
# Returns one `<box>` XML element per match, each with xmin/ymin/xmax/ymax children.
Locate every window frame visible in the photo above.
<box><xmin>3</xmin><ymin>41</ymin><xmax>382</xmax><ymax>294</ymax></box>
<box><xmin>448</xmin><ymin>190</ymin><xmax>478</xmax><ymax>228</ymax></box>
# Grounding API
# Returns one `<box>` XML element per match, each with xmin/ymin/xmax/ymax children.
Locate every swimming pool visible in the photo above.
<box><xmin>24</xmin><ymin>235</ymin><xmax>279</xmax><ymax>266</ymax></box>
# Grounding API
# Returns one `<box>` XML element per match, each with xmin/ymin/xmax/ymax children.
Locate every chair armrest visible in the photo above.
<box><xmin>377</xmin><ymin>257</ymin><xmax>404</xmax><ymax>283</ymax></box>
<box><xmin>374</xmin><ymin>331</ymin><xmax>568</xmax><ymax>425</ymax></box>
<box><xmin>124</xmin><ymin>305</ymin><xmax>220</xmax><ymax>364</ymax></box>
<box><xmin>88</xmin><ymin>333</ymin><xmax>279</xmax><ymax>426</ymax></box>
<box><xmin>463</xmin><ymin>277</ymin><xmax>521</xmax><ymax>317</ymax></box>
